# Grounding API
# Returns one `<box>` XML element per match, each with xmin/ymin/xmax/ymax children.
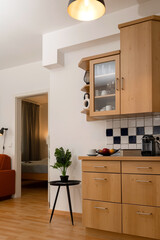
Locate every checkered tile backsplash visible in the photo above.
<box><xmin>106</xmin><ymin>116</ymin><xmax>160</xmax><ymax>150</ymax></box>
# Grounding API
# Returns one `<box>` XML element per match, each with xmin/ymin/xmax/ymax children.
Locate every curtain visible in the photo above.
<box><xmin>21</xmin><ymin>101</ymin><xmax>40</xmax><ymax>162</ymax></box>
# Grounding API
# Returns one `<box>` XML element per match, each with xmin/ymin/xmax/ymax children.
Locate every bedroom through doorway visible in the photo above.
<box><xmin>21</xmin><ymin>93</ymin><xmax>48</xmax><ymax>198</ymax></box>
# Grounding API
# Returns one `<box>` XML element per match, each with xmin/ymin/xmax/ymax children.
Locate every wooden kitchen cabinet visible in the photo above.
<box><xmin>123</xmin><ymin>204</ymin><xmax>160</xmax><ymax>239</ymax></box>
<box><xmin>81</xmin><ymin>159</ymin><xmax>121</xmax><ymax>233</ymax></box>
<box><xmin>79</xmin><ymin>156</ymin><xmax>160</xmax><ymax>240</ymax></box>
<box><xmin>122</xmin><ymin>161</ymin><xmax>160</xmax><ymax>175</ymax></box>
<box><xmin>82</xmin><ymin>160</ymin><xmax>120</xmax><ymax>173</ymax></box>
<box><xmin>83</xmin><ymin>172</ymin><xmax>121</xmax><ymax>202</ymax></box>
<box><xmin>122</xmin><ymin>160</ymin><xmax>160</xmax><ymax>239</ymax></box>
<box><xmin>122</xmin><ymin>174</ymin><xmax>160</xmax><ymax>206</ymax></box>
<box><xmin>79</xmin><ymin>16</ymin><xmax>160</xmax><ymax>120</ymax></box>
<box><xmin>79</xmin><ymin>50</ymin><xmax>120</xmax><ymax>120</ymax></box>
<box><xmin>119</xmin><ymin>15</ymin><xmax>160</xmax><ymax>115</ymax></box>
<box><xmin>83</xmin><ymin>200</ymin><xmax>121</xmax><ymax>233</ymax></box>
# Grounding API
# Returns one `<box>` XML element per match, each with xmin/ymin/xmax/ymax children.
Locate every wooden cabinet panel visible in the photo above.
<box><xmin>122</xmin><ymin>174</ymin><xmax>160</xmax><ymax>206</ymax></box>
<box><xmin>123</xmin><ymin>204</ymin><xmax>160</xmax><ymax>239</ymax></box>
<box><xmin>152</xmin><ymin>21</ymin><xmax>160</xmax><ymax>112</ymax></box>
<box><xmin>83</xmin><ymin>200</ymin><xmax>121</xmax><ymax>233</ymax></box>
<box><xmin>120</xmin><ymin>20</ymin><xmax>160</xmax><ymax>114</ymax></box>
<box><xmin>120</xmin><ymin>21</ymin><xmax>152</xmax><ymax>114</ymax></box>
<box><xmin>122</xmin><ymin>161</ymin><xmax>160</xmax><ymax>174</ymax></box>
<box><xmin>82</xmin><ymin>172</ymin><xmax>121</xmax><ymax>203</ymax></box>
<box><xmin>82</xmin><ymin>160</ymin><xmax>120</xmax><ymax>173</ymax></box>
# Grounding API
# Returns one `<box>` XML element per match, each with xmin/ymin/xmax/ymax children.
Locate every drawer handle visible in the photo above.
<box><xmin>136</xmin><ymin>167</ymin><xmax>152</xmax><ymax>169</ymax></box>
<box><xmin>94</xmin><ymin>166</ymin><xmax>107</xmax><ymax>168</ymax></box>
<box><xmin>94</xmin><ymin>207</ymin><xmax>108</xmax><ymax>210</ymax></box>
<box><xmin>136</xmin><ymin>211</ymin><xmax>152</xmax><ymax>216</ymax></box>
<box><xmin>93</xmin><ymin>178</ymin><xmax>107</xmax><ymax>181</ymax></box>
<box><xmin>136</xmin><ymin>180</ymin><xmax>152</xmax><ymax>183</ymax></box>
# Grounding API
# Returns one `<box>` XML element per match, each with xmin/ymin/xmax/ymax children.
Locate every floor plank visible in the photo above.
<box><xmin>0</xmin><ymin>181</ymin><xmax>102</xmax><ymax>240</ymax></box>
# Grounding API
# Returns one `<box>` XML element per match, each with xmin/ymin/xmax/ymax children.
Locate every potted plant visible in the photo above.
<box><xmin>51</xmin><ymin>147</ymin><xmax>72</xmax><ymax>182</ymax></box>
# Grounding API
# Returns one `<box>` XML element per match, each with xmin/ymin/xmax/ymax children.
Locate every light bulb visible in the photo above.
<box><xmin>84</xmin><ymin>0</ymin><xmax>89</xmax><ymax>7</ymax></box>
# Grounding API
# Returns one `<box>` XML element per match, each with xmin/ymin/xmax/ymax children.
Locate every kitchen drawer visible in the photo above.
<box><xmin>82</xmin><ymin>160</ymin><xmax>120</xmax><ymax>173</ymax></box>
<box><xmin>122</xmin><ymin>161</ymin><xmax>160</xmax><ymax>174</ymax></box>
<box><xmin>123</xmin><ymin>204</ymin><xmax>160</xmax><ymax>239</ymax></box>
<box><xmin>83</xmin><ymin>200</ymin><xmax>121</xmax><ymax>233</ymax></box>
<box><xmin>82</xmin><ymin>172</ymin><xmax>121</xmax><ymax>202</ymax></box>
<box><xmin>122</xmin><ymin>174</ymin><xmax>160</xmax><ymax>206</ymax></box>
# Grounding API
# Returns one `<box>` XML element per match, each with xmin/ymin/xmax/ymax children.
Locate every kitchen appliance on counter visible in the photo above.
<box><xmin>141</xmin><ymin>135</ymin><xmax>155</xmax><ymax>156</ymax></box>
<box><xmin>155</xmin><ymin>136</ymin><xmax>160</xmax><ymax>156</ymax></box>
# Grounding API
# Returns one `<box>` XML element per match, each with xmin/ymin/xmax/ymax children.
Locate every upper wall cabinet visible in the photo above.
<box><xmin>79</xmin><ymin>51</ymin><xmax>120</xmax><ymax>120</ymax></box>
<box><xmin>79</xmin><ymin>15</ymin><xmax>160</xmax><ymax>121</ymax></box>
<box><xmin>119</xmin><ymin>15</ymin><xmax>160</xmax><ymax>115</ymax></box>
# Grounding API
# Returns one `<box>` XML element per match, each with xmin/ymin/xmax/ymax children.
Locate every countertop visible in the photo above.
<box><xmin>78</xmin><ymin>156</ymin><xmax>160</xmax><ymax>161</ymax></box>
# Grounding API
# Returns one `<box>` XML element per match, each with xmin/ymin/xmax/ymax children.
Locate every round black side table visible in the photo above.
<box><xmin>49</xmin><ymin>180</ymin><xmax>81</xmax><ymax>225</ymax></box>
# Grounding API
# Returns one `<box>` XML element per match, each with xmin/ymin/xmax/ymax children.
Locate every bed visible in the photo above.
<box><xmin>21</xmin><ymin>158</ymin><xmax>48</xmax><ymax>181</ymax></box>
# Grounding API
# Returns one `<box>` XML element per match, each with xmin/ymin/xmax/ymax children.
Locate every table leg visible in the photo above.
<box><xmin>66</xmin><ymin>185</ymin><xmax>74</xmax><ymax>225</ymax></box>
<box><xmin>49</xmin><ymin>185</ymin><xmax>60</xmax><ymax>223</ymax></box>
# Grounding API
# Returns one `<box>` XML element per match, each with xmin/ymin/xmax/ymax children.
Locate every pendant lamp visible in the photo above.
<box><xmin>67</xmin><ymin>0</ymin><xmax>106</xmax><ymax>21</ymax></box>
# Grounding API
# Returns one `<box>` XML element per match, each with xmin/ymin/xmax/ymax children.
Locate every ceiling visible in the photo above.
<box><xmin>0</xmin><ymin>0</ymin><xmax>150</xmax><ymax>70</ymax></box>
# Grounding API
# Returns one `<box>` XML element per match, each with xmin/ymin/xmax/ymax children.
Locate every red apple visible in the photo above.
<box><xmin>102</xmin><ymin>148</ymin><xmax>110</xmax><ymax>155</ymax></box>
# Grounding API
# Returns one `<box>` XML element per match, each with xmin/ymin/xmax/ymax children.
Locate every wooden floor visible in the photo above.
<box><xmin>0</xmin><ymin>181</ymin><xmax>101</xmax><ymax>240</ymax></box>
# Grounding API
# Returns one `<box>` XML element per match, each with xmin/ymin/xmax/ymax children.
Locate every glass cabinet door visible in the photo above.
<box><xmin>90</xmin><ymin>55</ymin><xmax>120</xmax><ymax>116</ymax></box>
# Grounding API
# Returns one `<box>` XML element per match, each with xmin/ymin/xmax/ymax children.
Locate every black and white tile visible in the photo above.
<box><xmin>106</xmin><ymin>115</ymin><xmax>160</xmax><ymax>149</ymax></box>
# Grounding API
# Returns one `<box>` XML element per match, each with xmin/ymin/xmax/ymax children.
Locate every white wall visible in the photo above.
<box><xmin>49</xmin><ymin>39</ymin><xmax>120</xmax><ymax>213</ymax></box>
<box><xmin>0</xmin><ymin>61</ymin><xmax>49</xmax><ymax>197</ymax></box>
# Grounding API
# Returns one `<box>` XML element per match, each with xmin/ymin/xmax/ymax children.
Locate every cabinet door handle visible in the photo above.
<box><xmin>93</xmin><ymin>178</ymin><xmax>107</xmax><ymax>181</ymax></box>
<box><xmin>136</xmin><ymin>211</ymin><xmax>152</xmax><ymax>216</ymax></box>
<box><xmin>136</xmin><ymin>167</ymin><xmax>152</xmax><ymax>169</ymax></box>
<box><xmin>94</xmin><ymin>207</ymin><xmax>108</xmax><ymax>210</ymax></box>
<box><xmin>116</xmin><ymin>78</ymin><xmax>119</xmax><ymax>91</ymax></box>
<box><xmin>94</xmin><ymin>166</ymin><xmax>107</xmax><ymax>168</ymax></box>
<box><xmin>136</xmin><ymin>180</ymin><xmax>152</xmax><ymax>183</ymax></box>
<box><xmin>121</xmin><ymin>77</ymin><xmax>124</xmax><ymax>90</ymax></box>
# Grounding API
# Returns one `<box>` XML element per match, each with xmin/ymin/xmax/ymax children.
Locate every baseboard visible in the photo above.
<box><xmin>48</xmin><ymin>209</ymin><xmax>82</xmax><ymax>218</ymax></box>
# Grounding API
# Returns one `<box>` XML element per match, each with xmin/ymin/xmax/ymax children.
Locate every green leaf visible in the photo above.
<box><xmin>51</xmin><ymin>147</ymin><xmax>72</xmax><ymax>176</ymax></box>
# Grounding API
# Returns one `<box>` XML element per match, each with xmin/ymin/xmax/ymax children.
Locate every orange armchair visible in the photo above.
<box><xmin>0</xmin><ymin>154</ymin><xmax>15</xmax><ymax>198</ymax></box>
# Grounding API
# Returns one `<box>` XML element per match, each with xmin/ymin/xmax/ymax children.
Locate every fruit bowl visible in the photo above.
<box><xmin>97</xmin><ymin>151</ymin><xmax>110</xmax><ymax>156</ymax></box>
<box><xmin>97</xmin><ymin>149</ymin><xmax>119</xmax><ymax>156</ymax></box>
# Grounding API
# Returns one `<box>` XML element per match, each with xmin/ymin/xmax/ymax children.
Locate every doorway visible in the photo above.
<box><xmin>15</xmin><ymin>91</ymin><xmax>49</xmax><ymax>199</ymax></box>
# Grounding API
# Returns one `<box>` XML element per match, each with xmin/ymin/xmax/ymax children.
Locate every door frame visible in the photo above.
<box><xmin>15</xmin><ymin>89</ymin><xmax>49</xmax><ymax>198</ymax></box>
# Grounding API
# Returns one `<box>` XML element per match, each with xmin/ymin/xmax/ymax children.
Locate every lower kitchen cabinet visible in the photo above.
<box><xmin>123</xmin><ymin>204</ymin><xmax>160</xmax><ymax>239</ymax></box>
<box><xmin>83</xmin><ymin>200</ymin><xmax>121</xmax><ymax>233</ymax></box>
<box><xmin>82</xmin><ymin>172</ymin><xmax>121</xmax><ymax>202</ymax></box>
<box><xmin>82</xmin><ymin>160</ymin><xmax>120</xmax><ymax>173</ymax></box>
<box><xmin>122</xmin><ymin>161</ymin><xmax>160</xmax><ymax>175</ymax></box>
<box><xmin>79</xmin><ymin>156</ymin><xmax>160</xmax><ymax>240</ymax></box>
<box><xmin>122</xmin><ymin>174</ymin><xmax>160</xmax><ymax>206</ymax></box>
